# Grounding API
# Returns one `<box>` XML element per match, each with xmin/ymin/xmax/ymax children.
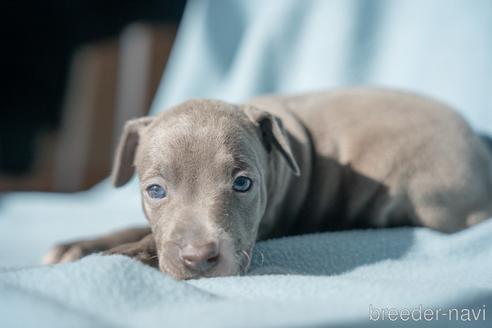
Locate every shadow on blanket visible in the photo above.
<box><xmin>250</xmin><ymin>228</ymin><xmax>414</xmax><ymax>276</ymax></box>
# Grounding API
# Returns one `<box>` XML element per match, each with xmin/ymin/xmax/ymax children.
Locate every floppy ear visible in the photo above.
<box><xmin>112</xmin><ymin>116</ymin><xmax>154</xmax><ymax>187</ymax></box>
<box><xmin>244</xmin><ymin>106</ymin><xmax>300</xmax><ymax>176</ymax></box>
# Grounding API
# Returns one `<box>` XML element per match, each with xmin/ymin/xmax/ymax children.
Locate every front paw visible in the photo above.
<box><xmin>103</xmin><ymin>243</ymin><xmax>158</xmax><ymax>267</ymax></box>
<box><xmin>43</xmin><ymin>242</ymin><xmax>93</xmax><ymax>265</ymax></box>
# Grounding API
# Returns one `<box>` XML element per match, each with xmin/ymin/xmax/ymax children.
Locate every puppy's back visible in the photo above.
<box><xmin>250</xmin><ymin>88</ymin><xmax>492</xmax><ymax>232</ymax></box>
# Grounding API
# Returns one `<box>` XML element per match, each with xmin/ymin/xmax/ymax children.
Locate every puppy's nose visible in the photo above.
<box><xmin>179</xmin><ymin>242</ymin><xmax>220</xmax><ymax>273</ymax></box>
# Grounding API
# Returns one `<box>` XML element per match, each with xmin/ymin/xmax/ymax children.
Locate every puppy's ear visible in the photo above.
<box><xmin>244</xmin><ymin>106</ymin><xmax>300</xmax><ymax>176</ymax></box>
<box><xmin>112</xmin><ymin>116</ymin><xmax>154</xmax><ymax>187</ymax></box>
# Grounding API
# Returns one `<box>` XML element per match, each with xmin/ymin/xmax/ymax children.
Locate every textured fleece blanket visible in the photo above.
<box><xmin>2</xmin><ymin>0</ymin><xmax>492</xmax><ymax>327</ymax></box>
<box><xmin>1</xmin><ymin>218</ymin><xmax>492</xmax><ymax>328</ymax></box>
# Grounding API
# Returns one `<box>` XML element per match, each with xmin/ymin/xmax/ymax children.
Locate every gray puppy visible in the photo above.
<box><xmin>44</xmin><ymin>88</ymin><xmax>492</xmax><ymax>279</ymax></box>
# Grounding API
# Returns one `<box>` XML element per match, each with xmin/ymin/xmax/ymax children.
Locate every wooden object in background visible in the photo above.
<box><xmin>0</xmin><ymin>24</ymin><xmax>177</xmax><ymax>192</ymax></box>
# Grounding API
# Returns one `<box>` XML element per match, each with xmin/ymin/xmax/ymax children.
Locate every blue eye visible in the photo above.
<box><xmin>233</xmin><ymin>176</ymin><xmax>253</xmax><ymax>192</ymax></box>
<box><xmin>146</xmin><ymin>184</ymin><xmax>167</xmax><ymax>199</ymax></box>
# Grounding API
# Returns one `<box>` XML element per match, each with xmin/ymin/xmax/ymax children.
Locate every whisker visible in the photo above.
<box><xmin>236</xmin><ymin>252</ymin><xmax>246</xmax><ymax>274</ymax></box>
<box><xmin>241</xmin><ymin>250</ymin><xmax>252</xmax><ymax>272</ymax></box>
<box><xmin>256</xmin><ymin>249</ymin><xmax>265</xmax><ymax>267</ymax></box>
<box><xmin>241</xmin><ymin>250</ymin><xmax>251</xmax><ymax>264</ymax></box>
<box><xmin>233</xmin><ymin>249</ymin><xmax>251</xmax><ymax>275</ymax></box>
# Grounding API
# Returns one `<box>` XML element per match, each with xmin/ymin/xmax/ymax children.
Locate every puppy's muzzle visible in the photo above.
<box><xmin>178</xmin><ymin>241</ymin><xmax>220</xmax><ymax>274</ymax></box>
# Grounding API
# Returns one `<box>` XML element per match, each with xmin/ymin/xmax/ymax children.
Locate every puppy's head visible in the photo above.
<box><xmin>112</xmin><ymin>100</ymin><xmax>299</xmax><ymax>279</ymax></box>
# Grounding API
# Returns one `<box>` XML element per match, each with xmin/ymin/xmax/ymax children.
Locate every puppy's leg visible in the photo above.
<box><xmin>410</xmin><ymin>175</ymin><xmax>492</xmax><ymax>233</ymax></box>
<box><xmin>43</xmin><ymin>226</ymin><xmax>151</xmax><ymax>264</ymax></box>
<box><xmin>103</xmin><ymin>234</ymin><xmax>158</xmax><ymax>267</ymax></box>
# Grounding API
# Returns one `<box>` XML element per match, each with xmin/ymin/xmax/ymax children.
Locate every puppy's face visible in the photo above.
<box><xmin>112</xmin><ymin>100</ymin><xmax>299</xmax><ymax>279</ymax></box>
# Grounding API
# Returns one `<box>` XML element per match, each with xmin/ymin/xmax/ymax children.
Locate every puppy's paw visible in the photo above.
<box><xmin>103</xmin><ymin>242</ymin><xmax>158</xmax><ymax>267</ymax></box>
<box><xmin>42</xmin><ymin>242</ymin><xmax>92</xmax><ymax>265</ymax></box>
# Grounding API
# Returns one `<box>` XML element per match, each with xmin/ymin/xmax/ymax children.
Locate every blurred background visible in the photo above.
<box><xmin>1</xmin><ymin>0</ymin><xmax>491</xmax><ymax>193</ymax></box>
<box><xmin>0</xmin><ymin>0</ymin><xmax>186</xmax><ymax>192</ymax></box>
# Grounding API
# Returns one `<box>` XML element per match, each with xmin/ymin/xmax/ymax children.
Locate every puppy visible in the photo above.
<box><xmin>44</xmin><ymin>88</ymin><xmax>492</xmax><ymax>279</ymax></box>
